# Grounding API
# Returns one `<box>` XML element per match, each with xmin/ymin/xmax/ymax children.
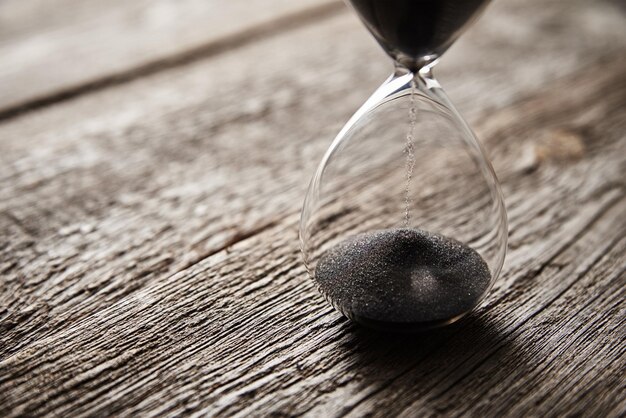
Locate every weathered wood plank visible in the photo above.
<box><xmin>1</xmin><ymin>0</ymin><xmax>622</xmax><ymax>361</ymax></box>
<box><xmin>1</xmin><ymin>0</ymin><xmax>625</xmax><ymax>416</ymax></box>
<box><xmin>0</xmin><ymin>0</ymin><xmax>341</xmax><ymax>116</ymax></box>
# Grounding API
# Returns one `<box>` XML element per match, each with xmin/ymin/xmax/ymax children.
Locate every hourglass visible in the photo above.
<box><xmin>299</xmin><ymin>0</ymin><xmax>508</xmax><ymax>332</ymax></box>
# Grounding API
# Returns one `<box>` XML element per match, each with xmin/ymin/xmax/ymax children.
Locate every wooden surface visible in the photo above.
<box><xmin>1</xmin><ymin>0</ymin><xmax>625</xmax><ymax>416</ymax></box>
<box><xmin>0</xmin><ymin>0</ymin><xmax>341</xmax><ymax>117</ymax></box>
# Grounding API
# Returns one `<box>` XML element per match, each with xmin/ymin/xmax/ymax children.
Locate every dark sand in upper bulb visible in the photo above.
<box><xmin>315</xmin><ymin>228</ymin><xmax>491</xmax><ymax>331</ymax></box>
<box><xmin>347</xmin><ymin>0</ymin><xmax>490</xmax><ymax>68</ymax></box>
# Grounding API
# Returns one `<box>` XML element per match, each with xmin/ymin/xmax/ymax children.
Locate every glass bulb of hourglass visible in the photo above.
<box><xmin>300</xmin><ymin>0</ymin><xmax>507</xmax><ymax>332</ymax></box>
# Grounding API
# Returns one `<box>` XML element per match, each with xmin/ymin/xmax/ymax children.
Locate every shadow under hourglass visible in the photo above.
<box><xmin>335</xmin><ymin>312</ymin><xmax>526</xmax><ymax>401</ymax></box>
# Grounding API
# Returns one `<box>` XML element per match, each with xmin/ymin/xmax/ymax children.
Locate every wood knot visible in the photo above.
<box><xmin>535</xmin><ymin>128</ymin><xmax>586</xmax><ymax>163</ymax></box>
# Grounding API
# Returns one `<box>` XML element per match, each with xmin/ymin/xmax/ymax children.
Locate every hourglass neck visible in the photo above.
<box><xmin>392</xmin><ymin>62</ymin><xmax>440</xmax><ymax>93</ymax></box>
<box><xmin>394</xmin><ymin>55</ymin><xmax>439</xmax><ymax>75</ymax></box>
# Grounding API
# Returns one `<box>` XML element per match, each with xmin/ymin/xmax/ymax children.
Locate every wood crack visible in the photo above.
<box><xmin>0</xmin><ymin>1</ymin><xmax>344</xmax><ymax>124</ymax></box>
<box><xmin>446</xmin><ymin>236</ymin><xmax>625</xmax><ymax>418</ymax></box>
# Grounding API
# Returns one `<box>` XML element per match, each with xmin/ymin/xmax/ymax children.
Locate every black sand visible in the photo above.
<box><xmin>315</xmin><ymin>228</ymin><xmax>491</xmax><ymax>331</ymax></box>
<box><xmin>347</xmin><ymin>0</ymin><xmax>490</xmax><ymax>69</ymax></box>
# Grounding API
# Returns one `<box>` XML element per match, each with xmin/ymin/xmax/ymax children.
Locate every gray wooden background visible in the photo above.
<box><xmin>1</xmin><ymin>0</ymin><xmax>625</xmax><ymax>416</ymax></box>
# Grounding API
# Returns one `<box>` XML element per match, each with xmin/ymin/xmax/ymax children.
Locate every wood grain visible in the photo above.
<box><xmin>0</xmin><ymin>0</ymin><xmax>341</xmax><ymax>117</ymax></box>
<box><xmin>1</xmin><ymin>0</ymin><xmax>625</xmax><ymax>416</ymax></box>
